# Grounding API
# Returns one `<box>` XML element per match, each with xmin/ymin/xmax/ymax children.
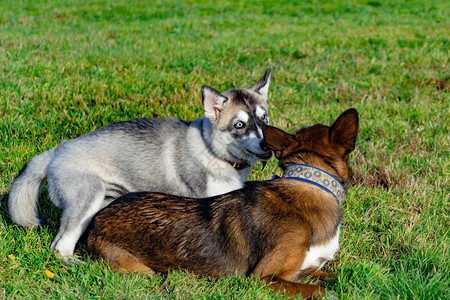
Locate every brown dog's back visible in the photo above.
<box><xmin>88</xmin><ymin>182</ymin><xmax>300</xmax><ymax>276</ymax></box>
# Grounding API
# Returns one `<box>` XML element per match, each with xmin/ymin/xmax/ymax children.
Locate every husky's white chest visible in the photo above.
<box><xmin>298</xmin><ymin>226</ymin><xmax>341</xmax><ymax>275</ymax></box>
<box><xmin>206</xmin><ymin>173</ymin><xmax>245</xmax><ymax>197</ymax></box>
<box><xmin>204</xmin><ymin>159</ymin><xmax>251</xmax><ymax>196</ymax></box>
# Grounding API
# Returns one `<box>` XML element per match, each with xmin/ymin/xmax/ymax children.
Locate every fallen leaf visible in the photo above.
<box><xmin>45</xmin><ymin>269</ymin><xmax>55</xmax><ymax>278</ymax></box>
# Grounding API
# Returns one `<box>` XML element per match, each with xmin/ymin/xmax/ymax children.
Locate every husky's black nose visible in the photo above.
<box><xmin>260</xmin><ymin>141</ymin><xmax>270</xmax><ymax>152</ymax></box>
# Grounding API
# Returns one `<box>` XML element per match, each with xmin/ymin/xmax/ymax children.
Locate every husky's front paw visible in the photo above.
<box><xmin>54</xmin><ymin>251</ymin><xmax>85</xmax><ymax>265</ymax></box>
<box><xmin>64</xmin><ymin>256</ymin><xmax>86</xmax><ymax>265</ymax></box>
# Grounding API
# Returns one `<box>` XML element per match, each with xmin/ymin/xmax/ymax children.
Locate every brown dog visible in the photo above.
<box><xmin>86</xmin><ymin>109</ymin><xmax>359</xmax><ymax>298</ymax></box>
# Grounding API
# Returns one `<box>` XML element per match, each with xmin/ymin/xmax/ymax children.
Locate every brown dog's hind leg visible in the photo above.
<box><xmin>253</xmin><ymin>231</ymin><xmax>328</xmax><ymax>298</ymax></box>
<box><xmin>311</xmin><ymin>270</ymin><xmax>336</xmax><ymax>282</ymax></box>
<box><xmin>101</xmin><ymin>244</ymin><xmax>154</xmax><ymax>274</ymax></box>
<box><xmin>262</xmin><ymin>275</ymin><xmax>325</xmax><ymax>299</ymax></box>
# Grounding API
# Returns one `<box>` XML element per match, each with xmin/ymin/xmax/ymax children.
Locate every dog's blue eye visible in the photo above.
<box><xmin>260</xmin><ymin>114</ymin><xmax>269</xmax><ymax>123</ymax></box>
<box><xmin>234</xmin><ymin>121</ymin><xmax>244</xmax><ymax>129</ymax></box>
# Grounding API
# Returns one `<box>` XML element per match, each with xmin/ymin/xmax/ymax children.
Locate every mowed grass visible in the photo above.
<box><xmin>0</xmin><ymin>0</ymin><xmax>448</xmax><ymax>298</ymax></box>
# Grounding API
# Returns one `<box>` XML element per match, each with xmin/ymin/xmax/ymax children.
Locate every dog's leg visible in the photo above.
<box><xmin>311</xmin><ymin>270</ymin><xmax>336</xmax><ymax>282</ymax></box>
<box><xmin>253</xmin><ymin>231</ymin><xmax>327</xmax><ymax>298</ymax></box>
<box><xmin>98</xmin><ymin>243</ymin><xmax>155</xmax><ymax>274</ymax></box>
<box><xmin>49</xmin><ymin>173</ymin><xmax>107</xmax><ymax>263</ymax></box>
<box><xmin>261</xmin><ymin>275</ymin><xmax>325</xmax><ymax>299</ymax></box>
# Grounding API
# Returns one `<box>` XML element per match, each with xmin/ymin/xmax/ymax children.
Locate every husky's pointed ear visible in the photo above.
<box><xmin>251</xmin><ymin>68</ymin><xmax>271</xmax><ymax>102</ymax></box>
<box><xmin>262</xmin><ymin>124</ymin><xmax>297</xmax><ymax>159</ymax></box>
<box><xmin>330</xmin><ymin>108</ymin><xmax>359</xmax><ymax>155</ymax></box>
<box><xmin>202</xmin><ymin>85</ymin><xmax>228</xmax><ymax>122</ymax></box>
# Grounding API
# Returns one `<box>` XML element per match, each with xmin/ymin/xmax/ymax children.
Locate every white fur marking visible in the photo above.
<box><xmin>257</xmin><ymin>126</ymin><xmax>263</xmax><ymax>138</ymax></box>
<box><xmin>236</xmin><ymin>111</ymin><xmax>249</xmax><ymax>123</ymax></box>
<box><xmin>206</xmin><ymin>174</ymin><xmax>244</xmax><ymax>197</ymax></box>
<box><xmin>255</xmin><ymin>106</ymin><xmax>266</xmax><ymax>119</ymax></box>
<box><xmin>300</xmin><ymin>226</ymin><xmax>340</xmax><ymax>271</ymax></box>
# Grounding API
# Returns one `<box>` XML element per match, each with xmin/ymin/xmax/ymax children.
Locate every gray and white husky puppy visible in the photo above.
<box><xmin>9</xmin><ymin>69</ymin><xmax>273</xmax><ymax>261</ymax></box>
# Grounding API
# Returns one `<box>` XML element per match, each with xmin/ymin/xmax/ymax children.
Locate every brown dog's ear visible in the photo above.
<box><xmin>262</xmin><ymin>124</ymin><xmax>296</xmax><ymax>159</ymax></box>
<box><xmin>330</xmin><ymin>108</ymin><xmax>359</xmax><ymax>154</ymax></box>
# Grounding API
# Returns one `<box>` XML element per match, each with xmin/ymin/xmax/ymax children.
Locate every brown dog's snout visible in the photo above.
<box><xmin>260</xmin><ymin>141</ymin><xmax>270</xmax><ymax>152</ymax></box>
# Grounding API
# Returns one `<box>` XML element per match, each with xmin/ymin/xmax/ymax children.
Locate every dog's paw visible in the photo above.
<box><xmin>54</xmin><ymin>251</ymin><xmax>86</xmax><ymax>265</ymax></box>
<box><xmin>63</xmin><ymin>256</ymin><xmax>86</xmax><ymax>265</ymax></box>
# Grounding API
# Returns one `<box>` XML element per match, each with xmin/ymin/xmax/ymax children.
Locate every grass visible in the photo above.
<box><xmin>1</xmin><ymin>0</ymin><xmax>449</xmax><ymax>298</ymax></box>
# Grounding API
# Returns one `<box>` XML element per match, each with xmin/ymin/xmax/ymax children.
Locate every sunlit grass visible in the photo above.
<box><xmin>1</xmin><ymin>0</ymin><xmax>448</xmax><ymax>298</ymax></box>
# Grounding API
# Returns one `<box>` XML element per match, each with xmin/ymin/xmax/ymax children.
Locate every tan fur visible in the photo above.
<box><xmin>87</xmin><ymin>109</ymin><xmax>359</xmax><ymax>299</ymax></box>
<box><xmin>103</xmin><ymin>243</ymin><xmax>155</xmax><ymax>274</ymax></box>
<box><xmin>253</xmin><ymin>231</ymin><xmax>310</xmax><ymax>278</ymax></box>
<box><xmin>217</xmin><ymin>103</ymin><xmax>246</xmax><ymax>129</ymax></box>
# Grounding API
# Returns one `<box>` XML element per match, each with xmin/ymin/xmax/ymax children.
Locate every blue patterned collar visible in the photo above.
<box><xmin>273</xmin><ymin>164</ymin><xmax>345</xmax><ymax>205</ymax></box>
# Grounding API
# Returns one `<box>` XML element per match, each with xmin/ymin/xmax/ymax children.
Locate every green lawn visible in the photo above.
<box><xmin>1</xmin><ymin>0</ymin><xmax>449</xmax><ymax>298</ymax></box>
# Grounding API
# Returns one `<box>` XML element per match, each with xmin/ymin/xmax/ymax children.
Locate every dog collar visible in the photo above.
<box><xmin>274</xmin><ymin>164</ymin><xmax>345</xmax><ymax>205</ymax></box>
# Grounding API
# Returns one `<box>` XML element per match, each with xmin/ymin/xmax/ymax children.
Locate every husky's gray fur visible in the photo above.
<box><xmin>8</xmin><ymin>69</ymin><xmax>272</xmax><ymax>261</ymax></box>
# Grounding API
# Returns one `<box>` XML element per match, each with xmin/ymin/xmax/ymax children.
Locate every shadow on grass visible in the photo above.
<box><xmin>1</xmin><ymin>189</ymin><xmax>92</xmax><ymax>258</ymax></box>
<box><xmin>0</xmin><ymin>192</ymin><xmax>14</xmax><ymax>226</ymax></box>
<box><xmin>0</xmin><ymin>189</ymin><xmax>62</xmax><ymax>239</ymax></box>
